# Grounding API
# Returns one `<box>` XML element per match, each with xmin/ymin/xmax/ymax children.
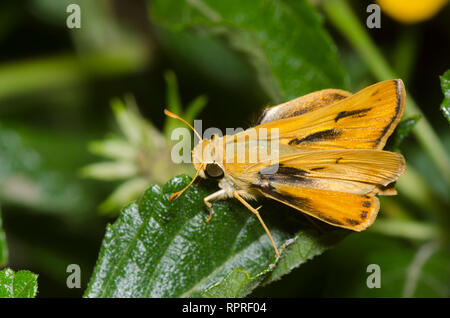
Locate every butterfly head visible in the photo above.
<box><xmin>164</xmin><ymin>109</ymin><xmax>224</xmax><ymax>201</ymax></box>
<box><xmin>192</xmin><ymin>135</ymin><xmax>225</xmax><ymax>180</ymax></box>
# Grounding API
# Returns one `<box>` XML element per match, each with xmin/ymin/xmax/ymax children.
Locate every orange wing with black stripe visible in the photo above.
<box><xmin>242</xmin><ymin>149</ymin><xmax>405</xmax><ymax>230</ymax></box>
<box><xmin>228</xmin><ymin>80</ymin><xmax>406</xmax><ymax>231</ymax></box>
<box><xmin>255</xmin><ymin>79</ymin><xmax>405</xmax><ymax>150</ymax></box>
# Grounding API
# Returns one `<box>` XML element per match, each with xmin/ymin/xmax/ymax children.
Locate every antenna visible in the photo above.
<box><xmin>164</xmin><ymin>109</ymin><xmax>202</xmax><ymax>142</ymax></box>
<box><xmin>169</xmin><ymin>164</ymin><xmax>204</xmax><ymax>201</ymax></box>
<box><xmin>164</xmin><ymin>109</ymin><xmax>204</xmax><ymax>201</ymax></box>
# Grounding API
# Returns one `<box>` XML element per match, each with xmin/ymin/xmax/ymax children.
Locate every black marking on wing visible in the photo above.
<box><xmin>258</xmin><ymin>164</ymin><xmax>311</xmax><ymax>185</ymax></box>
<box><xmin>257</xmin><ymin>184</ymin><xmax>316</xmax><ymax>212</ymax></box>
<box><xmin>345</xmin><ymin>218</ymin><xmax>361</xmax><ymax>226</ymax></box>
<box><xmin>257</xmin><ymin>182</ymin><xmax>350</xmax><ymax>227</ymax></box>
<box><xmin>257</xmin><ymin>106</ymin><xmax>313</xmax><ymax>124</ymax></box>
<box><xmin>257</xmin><ymin>92</ymin><xmax>349</xmax><ymax>124</ymax></box>
<box><xmin>335</xmin><ymin>157</ymin><xmax>343</xmax><ymax>164</ymax></box>
<box><xmin>310</xmin><ymin>167</ymin><xmax>325</xmax><ymax>171</ymax></box>
<box><xmin>334</xmin><ymin>108</ymin><xmax>372</xmax><ymax>122</ymax></box>
<box><xmin>288</xmin><ymin>129</ymin><xmax>341</xmax><ymax>146</ymax></box>
<box><xmin>374</xmin><ymin>80</ymin><xmax>403</xmax><ymax>147</ymax></box>
<box><xmin>320</xmin><ymin>216</ymin><xmax>344</xmax><ymax>226</ymax></box>
<box><xmin>328</xmin><ymin>93</ymin><xmax>350</xmax><ymax>101</ymax></box>
<box><xmin>258</xmin><ymin>164</ymin><xmax>308</xmax><ymax>176</ymax></box>
<box><xmin>277</xmin><ymin>164</ymin><xmax>309</xmax><ymax>175</ymax></box>
<box><xmin>362</xmin><ymin>201</ymin><xmax>371</xmax><ymax>208</ymax></box>
<box><xmin>283</xmin><ymin>93</ymin><xmax>349</xmax><ymax>119</ymax></box>
<box><xmin>360</xmin><ymin>211</ymin><xmax>368</xmax><ymax>219</ymax></box>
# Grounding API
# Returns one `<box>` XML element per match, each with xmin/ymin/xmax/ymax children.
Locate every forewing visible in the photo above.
<box><xmin>256</xmin><ymin>79</ymin><xmax>405</xmax><ymax>150</ymax></box>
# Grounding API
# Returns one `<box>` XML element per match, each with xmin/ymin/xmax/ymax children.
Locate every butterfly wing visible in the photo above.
<box><xmin>257</xmin><ymin>89</ymin><xmax>351</xmax><ymax>124</ymax></box>
<box><xmin>255</xmin><ymin>79</ymin><xmax>405</xmax><ymax>150</ymax></box>
<box><xmin>256</xmin><ymin>149</ymin><xmax>406</xmax><ymax>188</ymax></box>
<box><xmin>222</xmin><ymin>80</ymin><xmax>406</xmax><ymax>231</ymax></box>
<box><xmin>257</xmin><ymin>182</ymin><xmax>380</xmax><ymax>231</ymax></box>
<box><xmin>240</xmin><ymin>149</ymin><xmax>405</xmax><ymax>230</ymax></box>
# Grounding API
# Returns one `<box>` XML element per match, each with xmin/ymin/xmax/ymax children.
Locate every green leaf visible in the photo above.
<box><xmin>151</xmin><ymin>0</ymin><xmax>349</xmax><ymax>103</ymax></box>
<box><xmin>440</xmin><ymin>70</ymin><xmax>450</xmax><ymax>123</ymax></box>
<box><xmin>202</xmin><ymin>229</ymin><xmax>345</xmax><ymax>297</ymax></box>
<box><xmin>263</xmin><ymin>229</ymin><xmax>346</xmax><ymax>284</ymax></box>
<box><xmin>164</xmin><ymin>70</ymin><xmax>183</xmax><ymax>115</ymax></box>
<box><xmin>202</xmin><ymin>268</ymin><xmax>269</xmax><ymax>298</ymax></box>
<box><xmin>183</xmin><ymin>95</ymin><xmax>208</xmax><ymax>126</ymax></box>
<box><xmin>162</xmin><ymin>70</ymin><xmax>208</xmax><ymax>140</ymax></box>
<box><xmin>85</xmin><ymin>175</ymin><xmax>345</xmax><ymax>298</ymax></box>
<box><xmin>387</xmin><ymin>115</ymin><xmax>421</xmax><ymax>151</ymax></box>
<box><xmin>0</xmin><ymin>208</ymin><xmax>7</xmax><ymax>266</ymax></box>
<box><xmin>0</xmin><ymin>268</ymin><xmax>38</xmax><ymax>298</ymax></box>
<box><xmin>162</xmin><ymin>70</ymin><xmax>185</xmax><ymax>139</ymax></box>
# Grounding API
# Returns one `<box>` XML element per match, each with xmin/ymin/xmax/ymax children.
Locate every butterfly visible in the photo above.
<box><xmin>165</xmin><ymin>79</ymin><xmax>406</xmax><ymax>258</ymax></box>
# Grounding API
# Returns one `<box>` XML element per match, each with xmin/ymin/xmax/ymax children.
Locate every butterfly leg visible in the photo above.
<box><xmin>233</xmin><ymin>190</ymin><xmax>280</xmax><ymax>258</ymax></box>
<box><xmin>203</xmin><ymin>189</ymin><xmax>226</xmax><ymax>223</ymax></box>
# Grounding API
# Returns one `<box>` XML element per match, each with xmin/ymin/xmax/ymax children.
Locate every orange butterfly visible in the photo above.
<box><xmin>165</xmin><ymin>79</ymin><xmax>406</xmax><ymax>258</ymax></box>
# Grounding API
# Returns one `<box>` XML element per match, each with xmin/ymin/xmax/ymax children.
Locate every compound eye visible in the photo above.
<box><xmin>205</xmin><ymin>163</ymin><xmax>224</xmax><ymax>179</ymax></box>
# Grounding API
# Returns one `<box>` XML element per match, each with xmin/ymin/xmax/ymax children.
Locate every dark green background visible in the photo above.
<box><xmin>0</xmin><ymin>0</ymin><xmax>448</xmax><ymax>297</ymax></box>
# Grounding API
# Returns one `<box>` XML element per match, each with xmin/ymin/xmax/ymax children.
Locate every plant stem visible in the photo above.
<box><xmin>392</xmin><ymin>27</ymin><xmax>420</xmax><ymax>83</ymax></box>
<box><xmin>322</xmin><ymin>0</ymin><xmax>450</xmax><ymax>187</ymax></box>
<box><xmin>369</xmin><ymin>219</ymin><xmax>439</xmax><ymax>241</ymax></box>
<box><xmin>403</xmin><ymin>241</ymin><xmax>440</xmax><ymax>297</ymax></box>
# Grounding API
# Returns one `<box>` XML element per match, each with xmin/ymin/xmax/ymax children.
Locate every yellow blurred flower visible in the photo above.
<box><xmin>377</xmin><ymin>0</ymin><xmax>448</xmax><ymax>24</ymax></box>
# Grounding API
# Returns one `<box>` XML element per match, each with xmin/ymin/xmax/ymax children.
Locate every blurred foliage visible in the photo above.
<box><xmin>253</xmin><ymin>232</ymin><xmax>449</xmax><ymax>297</ymax></box>
<box><xmin>0</xmin><ymin>0</ymin><xmax>448</xmax><ymax>298</ymax></box>
<box><xmin>441</xmin><ymin>70</ymin><xmax>450</xmax><ymax>123</ymax></box>
<box><xmin>151</xmin><ymin>0</ymin><xmax>349</xmax><ymax>103</ymax></box>
<box><xmin>81</xmin><ymin>70</ymin><xmax>206</xmax><ymax>215</ymax></box>
<box><xmin>387</xmin><ymin>115</ymin><xmax>421</xmax><ymax>152</ymax></box>
<box><xmin>0</xmin><ymin>122</ymin><xmax>99</xmax><ymax>215</ymax></box>
<box><xmin>0</xmin><ymin>208</ymin><xmax>6</xmax><ymax>266</ymax></box>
